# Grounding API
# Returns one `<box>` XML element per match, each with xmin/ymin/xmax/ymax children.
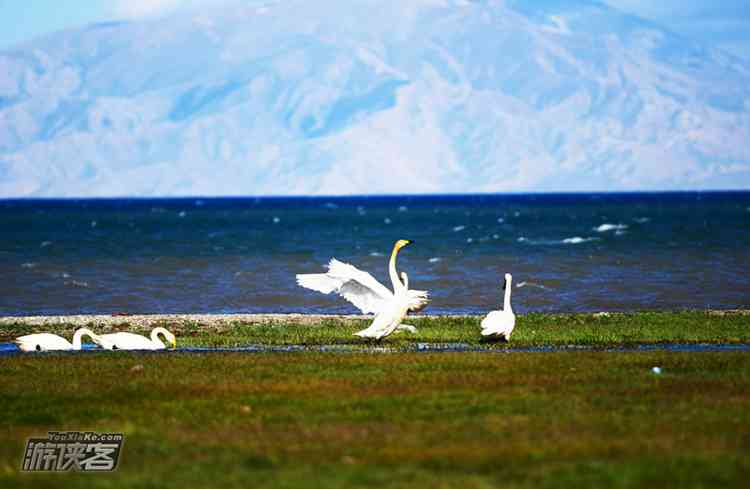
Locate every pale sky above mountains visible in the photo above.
<box><xmin>1</xmin><ymin>0</ymin><xmax>749</xmax><ymax>59</ymax></box>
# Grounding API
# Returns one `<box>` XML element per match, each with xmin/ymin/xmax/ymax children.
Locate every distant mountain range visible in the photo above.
<box><xmin>1</xmin><ymin>0</ymin><xmax>749</xmax><ymax>197</ymax></box>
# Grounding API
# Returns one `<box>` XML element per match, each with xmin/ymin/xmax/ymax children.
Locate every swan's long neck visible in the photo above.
<box><xmin>389</xmin><ymin>244</ymin><xmax>405</xmax><ymax>293</ymax></box>
<box><xmin>151</xmin><ymin>328</ymin><xmax>165</xmax><ymax>347</ymax></box>
<box><xmin>72</xmin><ymin>328</ymin><xmax>95</xmax><ymax>349</ymax></box>
<box><xmin>503</xmin><ymin>276</ymin><xmax>513</xmax><ymax>313</ymax></box>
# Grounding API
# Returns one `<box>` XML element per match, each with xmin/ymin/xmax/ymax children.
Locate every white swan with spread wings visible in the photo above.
<box><xmin>353</xmin><ymin>270</ymin><xmax>417</xmax><ymax>340</ymax></box>
<box><xmin>296</xmin><ymin>239</ymin><xmax>429</xmax><ymax>334</ymax></box>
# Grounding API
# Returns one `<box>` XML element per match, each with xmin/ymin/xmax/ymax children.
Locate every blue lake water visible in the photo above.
<box><xmin>1</xmin><ymin>192</ymin><xmax>749</xmax><ymax>316</ymax></box>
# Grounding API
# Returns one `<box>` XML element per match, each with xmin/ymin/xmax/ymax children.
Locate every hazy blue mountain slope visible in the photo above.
<box><xmin>1</xmin><ymin>0</ymin><xmax>749</xmax><ymax>196</ymax></box>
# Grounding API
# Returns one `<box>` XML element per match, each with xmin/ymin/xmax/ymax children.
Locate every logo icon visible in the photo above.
<box><xmin>22</xmin><ymin>432</ymin><xmax>124</xmax><ymax>472</ymax></box>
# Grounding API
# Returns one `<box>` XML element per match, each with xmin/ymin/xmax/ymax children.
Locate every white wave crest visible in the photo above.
<box><xmin>519</xmin><ymin>236</ymin><xmax>599</xmax><ymax>245</ymax></box>
<box><xmin>516</xmin><ymin>281</ymin><xmax>549</xmax><ymax>290</ymax></box>
<box><xmin>65</xmin><ymin>280</ymin><xmax>89</xmax><ymax>288</ymax></box>
<box><xmin>594</xmin><ymin>223</ymin><xmax>628</xmax><ymax>232</ymax></box>
<box><xmin>562</xmin><ymin>236</ymin><xmax>599</xmax><ymax>244</ymax></box>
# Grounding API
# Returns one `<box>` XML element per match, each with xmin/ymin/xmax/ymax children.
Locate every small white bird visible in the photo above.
<box><xmin>94</xmin><ymin>327</ymin><xmax>176</xmax><ymax>350</ymax></box>
<box><xmin>354</xmin><ymin>271</ymin><xmax>414</xmax><ymax>340</ymax></box>
<box><xmin>14</xmin><ymin>328</ymin><xmax>106</xmax><ymax>352</ymax></box>
<box><xmin>296</xmin><ymin>239</ymin><xmax>429</xmax><ymax>332</ymax></box>
<box><xmin>481</xmin><ymin>273</ymin><xmax>516</xmax><ymax>341</ymax></box>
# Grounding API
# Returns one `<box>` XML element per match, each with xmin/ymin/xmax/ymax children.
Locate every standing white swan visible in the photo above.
<box><xmin>14</xmin><ymin>328</ymin><xmax>106</xmax><ymax>352</ymax></box>
<box><xmin>481</xmin><ymin>273</ymin><xmax>516</xmax><ymax>341</ymax></box>
<box><xmin>94</xmin><ymin>327</ymin><xmax>176</xmax><ymax>350</ymax></box>
<box><xmin>296</xmin><ymin>239</ymin><xmax>429</xmax><ymax>324</ymax></box>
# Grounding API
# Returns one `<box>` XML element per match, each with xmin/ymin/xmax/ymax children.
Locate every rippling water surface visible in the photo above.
<box><xmin>1</xmin><ymin>192</ymin><xmax>749</xmax><ymax>315</ymax></box>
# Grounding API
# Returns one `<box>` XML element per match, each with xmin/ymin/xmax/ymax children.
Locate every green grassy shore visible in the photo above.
<box><xmin>2</xmin><ymin>310</ymin><xmax>750</xmax><ymax>348</ymax></box>
<box><xmin>1</xmin><ymin>311</ymin><xmax>749</xmax><ymax>488</ymax></box>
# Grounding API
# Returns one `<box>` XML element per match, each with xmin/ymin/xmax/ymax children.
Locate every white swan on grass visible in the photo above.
<box><xmin>354</xmin><ymin>271</ymin><xmax>416</xmax><ymax>340</ymax></box>
<box><xmin>14</xmin><ymin>328</ymin><xmax>109</xmax><ymax>352</ymax></box>
<box><xmin>94</xmin><ymin>327</ymin><xmax>176</xmax><ymax>350</ymax></box>
<box><xmin>481</xmin><ymin>273</ymin><xmax>516</xmax><ymax>341</ymax></box>
<box><xmin>296</xmin><ymin>239</ymin><xmax>429</xmax><ymax>335</ymax></box>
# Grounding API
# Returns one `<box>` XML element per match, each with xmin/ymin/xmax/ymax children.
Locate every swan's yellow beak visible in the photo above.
<box><xmin>395</xmin><ymin>239</ymin><xmax>413</xmax><ymax>250</ymax></box>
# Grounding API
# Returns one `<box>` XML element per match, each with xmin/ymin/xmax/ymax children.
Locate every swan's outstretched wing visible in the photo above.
<box><xmin>297</xmin><ymin>259</ymin><xmax>394</xmax><ymax>314</ymax></box>
<box><xmin>406</xmin><ymin>289</ymin><xmax>430</xmax><ymax>312</ymax></box>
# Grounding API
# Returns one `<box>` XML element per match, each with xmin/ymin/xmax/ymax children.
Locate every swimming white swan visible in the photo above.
<box><xmin>481</xmin><ymin>273</ymin><xmax>516</xmax><ymax>341</ymax></box>
<box><xmin>14</xmin><ymin>328</ymin><xmax>105</xmax><ymax>352</ymax></box>
<box><xmin>296</xmin><ymin>239</ymin><xmax>429</xmax><ymax>325</ymax></box>
<box><xmin>354</xmin><ymin>271</ymin><xmax>415</xmax><ymax>340</ymax></box>
<box><xmin>94</xmin><ymin>327</ymin><xmax>176</xmax><ymax>350</ymax></box>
